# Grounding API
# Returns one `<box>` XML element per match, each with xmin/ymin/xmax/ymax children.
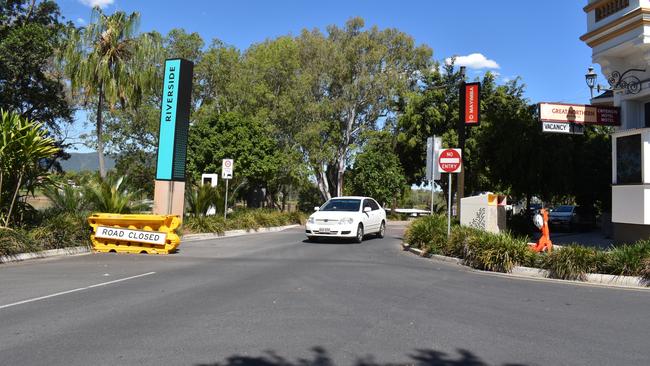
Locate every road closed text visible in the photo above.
<box><xmin>95</xmin><ymin>226</ymin><xmax>167</xmax><ymax>245</ymax></box>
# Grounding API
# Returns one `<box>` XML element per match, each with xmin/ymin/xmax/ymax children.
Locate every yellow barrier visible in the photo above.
<box><xmin>88</xmin><ymin>213</ymin><xmax>181</xmax><ymax>254</ymax></box>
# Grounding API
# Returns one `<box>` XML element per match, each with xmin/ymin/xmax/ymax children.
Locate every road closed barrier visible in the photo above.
<box><xmin>88</xmin><ymin>213</ymin><xmax>181</xmax><ymax>254</ymax></box>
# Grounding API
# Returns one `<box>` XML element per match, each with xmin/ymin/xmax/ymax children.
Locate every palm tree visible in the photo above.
<box><xmin>61</xmin><ymin>7</ymin><xmax>160</xmax><ymax>177</ymax></box>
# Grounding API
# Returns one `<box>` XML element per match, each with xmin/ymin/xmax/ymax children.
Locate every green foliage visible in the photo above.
<box><xmin>298</xmin><ymin>183</ymin><xmax>323</xmax><ymax>213</ymax></box>
<box><xmin>404</xmin><ymin>214</ymin><xmax>448</xmax><ymax>253</ymax></box>
<box><xmin>42</xmin><ymin>184</ymin><xmax>87</xmax><ymax>215</ymax></box>
<box><xmin>641</xmin><ymin>258</ymin><xmax>650</xmax><ymax>285</ymax></box>
<box><xmin>460</xmin><ymin>230</ymin><xmax>533</xmax><ymax>273</ymax></box>
<box><xmin>0</xmin><ymin>110</ymin><xmax>59</xmax><ymax>227</ymax></box>
<box><xmin>61</xmin><ymin>7</ymin><xmax>161</xmax><ymax>177</ymax></box>
<box><xmin>542</xmin><ymin>245</ymin><xmax>604</xmax><ymax>281</ymax></box>
<box><xmin>603</xmin><ymin>241</ymin><xmax>650</xmax><ymax>276</ymax></box>
<box><xmin>183</xmin><ymin>209</ymin><xmax>306</xmax><ymax>234</ymax></box>
<box><xmin>347</xmin><ymin>131</ymin><xmax>407</xmax><ymax>206</ymax></box>
<box><xmin>0</xmin><ymin>0</ymin><xmax>72</xmax><ymax>134</ymax></box>
<box><xmin>83</xmin><ymin>174</ymin><xmax>145</xmax><ymax>214</ymax></box>
<box><xmin>28</xmin><ymin>212</ymin><xmax>91</xmax><ymax>250</ymax></box>
<box><xmin>186</xmin><ymin>184</ymin><xmax>220</xmax><ymax>217</ymax></box>
<box><xmin>0</xmin><ymin>227</ymin><xmax>38</xmax><ymax>257</ymax></box>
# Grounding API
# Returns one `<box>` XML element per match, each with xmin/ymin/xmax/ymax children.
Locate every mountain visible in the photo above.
<box><xmin>60</xmin><ymin>152</ymin><xmax>116</xmax><ymax>172</ymax></box>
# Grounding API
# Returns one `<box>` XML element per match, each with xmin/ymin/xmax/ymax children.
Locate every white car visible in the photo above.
<box><xmin>305</xmin><ymin>196</ymin><xmax>387</xmax><ymax>243</ymax></box>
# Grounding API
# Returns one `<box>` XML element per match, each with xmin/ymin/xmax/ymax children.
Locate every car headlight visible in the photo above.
<box><xmin>338</xmin><ymin>217</ymin><xmax>354</xmax><ymax>225</ymax></box>
<box><xmin>308</xmin><ymin>216</ymin><xmax>315</xmax><ymax>224</ymax></box>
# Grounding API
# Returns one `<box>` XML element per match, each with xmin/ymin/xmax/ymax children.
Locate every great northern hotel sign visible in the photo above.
<box><xmin>539</xmin><ymin>102</ymin><xmax>620</xmax><ymax>126</ymax></box>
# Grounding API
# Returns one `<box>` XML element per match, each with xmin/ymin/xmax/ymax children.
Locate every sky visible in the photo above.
<box><xmin>56</xmin><ymin>0</ymin><xmax>596</xmax><ymax>152</ymax></box>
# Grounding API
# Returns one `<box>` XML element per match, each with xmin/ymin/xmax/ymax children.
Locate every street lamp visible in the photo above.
<box><xmin>585</xmin><ymin>66</ymin><xmax>597</xmax><ymax>99</ymax></box>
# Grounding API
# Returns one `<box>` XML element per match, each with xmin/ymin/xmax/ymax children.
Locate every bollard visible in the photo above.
<box><xmin>88</xmin><ymin>213</ymin><xmax>181</xmax><ymax>254</ymax></box>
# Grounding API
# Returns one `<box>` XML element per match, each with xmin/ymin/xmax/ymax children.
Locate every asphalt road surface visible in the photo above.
<box><xmin>1</xmin><ymin>223</ymin><xmax>648</xmax><ymax>366</ymax></box>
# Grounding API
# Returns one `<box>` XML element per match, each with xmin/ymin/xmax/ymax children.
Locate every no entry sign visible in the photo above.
<box><xmin>438</xmin><ymin>149</ymin><xmax>462</xmax><ymax>173</ymax></box>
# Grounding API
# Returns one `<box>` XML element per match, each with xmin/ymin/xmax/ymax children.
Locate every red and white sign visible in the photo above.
<box><xmin>539</xmin><ymin>102</ymin><xmax>620</xmax><ymax>126</ymax></box>
<box><xmin>438</xmin><ymin>149</ymin><xmax>462</xmax><ymax>173</ymax></box>
<box><xmin>222</xmin><ymin>159</ymin><xmax>233</xmax><ymax>179</ymax></box>
<box><xmin>463</xmin><ymin>82</ymin><xmax>480</xmax><ymax>125</ymax></box>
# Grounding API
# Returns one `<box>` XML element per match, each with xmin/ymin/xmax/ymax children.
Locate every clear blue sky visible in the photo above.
<box><xmin>57</xmin><ymin>0</ymin><xmax>596</xmax><ymax>151</ymax></box>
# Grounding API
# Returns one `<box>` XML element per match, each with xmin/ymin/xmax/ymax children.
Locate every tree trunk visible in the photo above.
<box><xmin>97</xmin><ymin>84</ymin><xmax>107</xmax><ymax>178</ymax></box>
<box><xmin>336</xmin><ymin>152</ymin><xmax>346</xmax><ymax>197</ymax></box>
<box><xmin>4</xmin><ymin>172</ymin><xmax>23</xmax><ymax>227</ymax></box>
<box><xmin>315</xmin><ymin>166</ymin><xmax>331</xmax><ymax>202</ymax></box>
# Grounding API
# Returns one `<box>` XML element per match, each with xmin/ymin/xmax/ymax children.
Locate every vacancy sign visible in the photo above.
<box><xmin>95</xmin><ymin>226</ymin><xmax>167</xmax><ymax>245</ymax></box>
<box><xmin>539</xmin><ymin>102</ymin><xmax>620</xmax><ymax>126</ymax></box>
<box><xmin>542</xmin><ymin>122</ymin><xmax>584</xmax><ymax>135</ymax></box>
<box><xmin>222</xmin><ymin>159</ymin><xmax>233</xmax><ymax>179</ymax></box>
<box><xmin>438</xmin><ymin>149</ymin><xmax>462</xmax><ymax>173</ymax></box>
<box><xmin>463</xmin><ymin>82</ymin><xmax>481</xmax><ymax>125</ymax></box>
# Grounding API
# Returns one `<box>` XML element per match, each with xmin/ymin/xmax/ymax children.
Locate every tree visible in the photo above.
<box><xmin>295</xmin><ymin>18</ymin><xmax>431</xmax><ymax>199</ymax></box>
<box><xmin>0</xmin><ymin>0</ymin><xmax>72</xmax><ymax>135</ymax></box>
<box><xmin>0</xmin><ymin>110</ymin><xmax>59</xmax><ymax>227</ymax></box>
<box><xmin>61</xmin><ymin>7</ymin><xmax>160</xmax><ymax>177</ymax></box>
<box><xmin>346</xmin><ymin>131</ymin><xmax>406</xmax><ymax>206</ymax></box>
<box><xmin>186</xmin><ymin>111</ymin><xmax>289</xmax><ymax>207</ymax></box>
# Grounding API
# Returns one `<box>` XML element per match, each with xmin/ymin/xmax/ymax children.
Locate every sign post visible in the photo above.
<box><xmin>222</xmin><ymin>159</ymin><xmax>233</xmax><ymax>219</ymax></box>
<box><xmin>153</xmin><ymin>58</ymin><xmax>194</xmax><ymax>219</ymax></box>
<box><xmin>538</xmin><ymin>102</ymin><xmax>620</xmax><ymax>135</ymax></box>
<box><xmin>426</xmin><ymin>136</ymin><xmax>442</xmax><ymax>214</ymax></box>
<box><xmin>438</xmin><ymin>149</ymin><xmax>462</xmax><ymax>237</ymax></box>
<box><xmin>457</xmin><ymin>75</ymin><xmax>480</xmax><ymax>220</ymax></box>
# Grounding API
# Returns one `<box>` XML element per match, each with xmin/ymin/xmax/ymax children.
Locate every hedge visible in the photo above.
<box><xmin>405</xmin><ymin>215</ymin><xmax>650</xmax><ymax>282</ymax></box>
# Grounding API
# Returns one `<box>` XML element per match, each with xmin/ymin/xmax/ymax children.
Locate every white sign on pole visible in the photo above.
<box><xmin>425</xmin><ymin>136</ymin><xmax>443</xmax><ymax>181</ymax></box>
<box><xmin>95</xmin><ymin>226</ymin><xmax>167</xmax><ymax>245</ymax></box>
<box><xmin>222</xmin><ymin>159</ymin><xmax>233</xmax><ymax>179</ymax></box>
<box><xmin>426</xmin><ymin>137</ymin><xmax>433</xmax><ymax>181</ymax></box>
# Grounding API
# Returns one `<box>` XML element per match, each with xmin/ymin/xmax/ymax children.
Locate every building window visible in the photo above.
<box><xmin>616</xmin><ymin>134</ymin><xmax>642</xmax><ymax>184</ymax></box>
<box><xmin>645</xmin><ymin>102</ymin><xmax>650</xmax><ymax>128</ymax></box>
<box><xmin>595</xmin><ymin>0</ymin><xmax>629</xmax><ymax>22</ymax></box>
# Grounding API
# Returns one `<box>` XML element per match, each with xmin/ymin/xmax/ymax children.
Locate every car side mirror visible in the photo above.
<box><xmin>363</xmin><ymin>207</ymin><xmax>371</xmax><ymax>213</ymax></box>
<box><xmin>314</xmin><ymin>207</ymin><xmax>320</xmax><ymax>211</ymax></box>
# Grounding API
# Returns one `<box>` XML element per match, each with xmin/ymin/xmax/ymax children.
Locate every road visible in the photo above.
<box><xmin>0</xmin><ymin>223</ymin><xmax>648</xmax><ymax>366</ymax></box>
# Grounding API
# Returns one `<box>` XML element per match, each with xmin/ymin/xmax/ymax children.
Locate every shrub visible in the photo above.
<box><xmin>461</xmin><ymin>230</ymin><xmax>532</xmax><ymax>273</ymax></box>
<box><xmin>186</xmin><ymin>184</ymin><xmax>219</xmax><ymax>217</ymax></box>
<box><xmin>42</xmin><ymin>184</ymin><xmax>87</xmax><ymax>214</ymax></box>
<box><xmin>183</xmin><ymin>216</ymin><xmax>226</xmax><ymax>234</ymax></box>
<box><xmin>602</xmin><ymin>240</ymin><xmax>650</xmax><ymax>276</ymax></box>
<box><xmin>404</xmin><ymin>215</ymin><xmax>447</xmax><ymax>253</ymax></box>
<box><xmin>445</xmin><ymin>225</ymin><xmax>471</xmax><ymax>257</ymax></box>
<box><xmin>0</xmin><ymin>228</ymin><xmax>38</xmax><ymax>256</ymax></box>
<box><xmin>28</xmin><ymin>213</ymin><xmax>91</xmax><ymax>250</ymax></box>
<box><xmin>641</xmin><ymin>258</ymin><xmax>650</xmax><ymax>286</ymax></box>
<box><xmin>183</xmin><ymin>209</ymin><xmax>306</xmax><ymax>234</ymax></box>
<box><xmin>543</xmin><ymin>245</ymin><xmax>605</xmax><ymax>281</ymax></box>
<box><xmin>84</xmin><ymin>175</ymin><xmax>146</xmax><ymax>214</ymax></box>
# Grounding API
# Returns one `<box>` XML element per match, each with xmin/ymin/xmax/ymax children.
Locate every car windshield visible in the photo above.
<box><xmin>554</xmin><ymin>205</ymin><xmax>574</xmax><ymax>213</ymax></box>
<box><xmin>320</xmin><ymin>199</ymin><xmax>361</xmax><ymax>212</ymax></box>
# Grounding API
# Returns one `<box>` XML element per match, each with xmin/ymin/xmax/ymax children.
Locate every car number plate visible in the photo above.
<box><xmin>319</xmin><ymin>227</ymin><xmax>330</xmax><ymax>233</ymax></box>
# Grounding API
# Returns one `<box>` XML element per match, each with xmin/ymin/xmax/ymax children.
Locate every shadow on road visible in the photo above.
<box><xmin>196</xmin><ymin>346</ymin><xmax>529</xmax><ymax>366</ymax></box>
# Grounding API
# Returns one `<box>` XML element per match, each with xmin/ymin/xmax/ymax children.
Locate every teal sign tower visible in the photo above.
<box><xmin>156</xmin><ymin>58</ymin><xmax>193</xmax><ymax>181</ymax></box>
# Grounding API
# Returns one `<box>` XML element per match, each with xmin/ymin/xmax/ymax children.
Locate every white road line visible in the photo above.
<box><xmin>0</xmin><ymin>272</ymin><xmax>156</xmax><ymax>310</ymax></box>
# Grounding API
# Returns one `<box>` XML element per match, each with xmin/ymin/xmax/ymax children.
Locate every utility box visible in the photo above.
<box><xmin>460</xmin><ymin>193</ymin><xmax>507</xmax><ymax>233</ymax></box>
<box><xmin>201</xmin><ymin>173</ymin><xmax>219</xmax><ymax>187</ymax></box>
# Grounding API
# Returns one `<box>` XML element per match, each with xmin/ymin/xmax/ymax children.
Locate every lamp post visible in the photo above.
<box><xmin>585</xmin><ymin>66</ymin><xmax>597</xmax><ymax>99</ymax></box>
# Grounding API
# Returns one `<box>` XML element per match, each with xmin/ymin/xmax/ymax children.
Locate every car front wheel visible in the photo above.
<box><xmin>354</xmin><ymin>224</ymin><xmax>364</xmax><ymax>243</ymax></box>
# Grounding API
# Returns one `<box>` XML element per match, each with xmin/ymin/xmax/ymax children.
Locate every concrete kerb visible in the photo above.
<box><xmin>401</xmin><ymin>242</ymin><xmax>648</xmax><ymax>289</ymax></box>
<box><xmin>182</xmin><ymin>224</ymin><xmax>301</xmax><ymax>242</ymax></box>
<box><xmin>1</xmin><ymin>225</ymin><xmax>301</xmax><ymax>264</ymax></box>
<box><xmin>0</xmin><ymin>246</ymin><xmax>91</xmax><ymax>264</ymax></box>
